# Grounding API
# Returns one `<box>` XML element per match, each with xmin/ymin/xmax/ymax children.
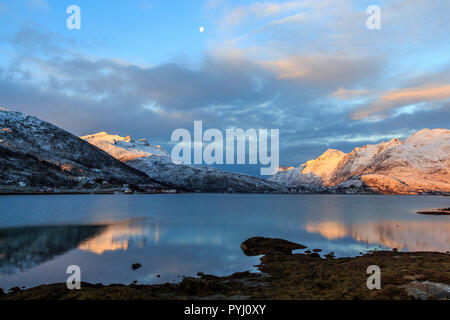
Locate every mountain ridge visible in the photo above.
<box><xmin>270</xmin><ymin>128</ymin><xmax>450</xmax><ymax>195</ymax></box>
<box><xmin>0</xmin><ymin>108</ymin><xmax>165</xmax><ymax>193</ymax></box>
<box><xmin>1</xmin><ymin>108</ymin><xmax>448</xmax><ymax>195</ymax></box>
<box><xmin>81</xmin><ymin>131</ymin><xmax>289</xmax><ymax>193</ymax></box>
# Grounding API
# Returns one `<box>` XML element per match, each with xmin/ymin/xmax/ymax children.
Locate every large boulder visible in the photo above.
<box><xmin>241</xmin><ymin>237</ymin><xmax>307</xmax><ymax>256</ymax></box>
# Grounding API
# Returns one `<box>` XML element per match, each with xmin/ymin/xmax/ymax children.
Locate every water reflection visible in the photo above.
<box><xmin>306</xmin><ymin>220</ymin><xmax>450</xmax><ymax>252</ymax></box>
<box><xmin>78</xmin><ymin>218</ymin><xmax>159</xmax><ymax>254</ymax></box>
<box><xmin>0</xmin><ymin>218</ymin><xmax>164</xmax><ymax>275</ymax></box>
<box><xmin>0</xmin><ymin>224</ymin><xmax>106</xmax><ymax>274</ymax></box>
<box><xmin>0</xmin><ymin>194</ymin><xmax>449</xmax><ymax>289</ymax></box>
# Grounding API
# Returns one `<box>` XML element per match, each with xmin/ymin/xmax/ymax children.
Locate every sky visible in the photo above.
<box><xmin>0</xmin><ymin>0</ymin><xmax>449</xmax><ymax>175</ymax></box>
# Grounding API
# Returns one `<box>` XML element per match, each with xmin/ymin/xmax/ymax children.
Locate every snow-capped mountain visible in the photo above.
<box><xmin>82</xmin><ymin>132</ymin><xmax>288</xmax><ymax>193</ymax></box>
<box><xmin>3</xmin><ymin>108</ymin><xmax>446</xmax><ymax>195</ymax></box>
<box><xmin>272</xmin><ymin>149</ymin><xmax>347</xmax><ymax>189</ymax></box>
<box><xmin>0</xmin><ymin>108</ymin><xmax>163</xmax><ymax>192</ymax></box>
<box><xmin>271</xmin><ymin>129</ymin><xmax>450</xmax><ymax>195</ymax></box>
<box><xmin>81</xmin><ymin>132</ymin><xmax>168</xmax><ymax>161</ymax></box>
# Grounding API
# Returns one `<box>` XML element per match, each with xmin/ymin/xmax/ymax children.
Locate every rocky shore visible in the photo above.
<box><xmin>417</xmin><ymin>208</ymin><xmax>450</xmax><ymax>215</ymax></box>
<box><xmin>1</xmin><ymin>237</ymin><xmax>449</xmax><ymax>300</ymax></box>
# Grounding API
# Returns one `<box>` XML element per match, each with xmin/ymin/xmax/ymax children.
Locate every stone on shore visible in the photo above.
<box><xmin>240</xmin><ymin>237</ymin><xmax>307</xmax><ymax>256</ymax></box>
<box><xmin>131</xmin><ymin>263</ymin><xmax>142</xmax><ymax>270</ymax></box>
<box><xmin>417</xmin><ymin>208</ymin><xmax>450</xmax><ymax>215</ymax></box>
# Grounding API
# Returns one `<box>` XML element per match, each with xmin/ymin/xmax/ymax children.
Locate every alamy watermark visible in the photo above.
<box><xmin>170</xmin><ymin>121</ymin><xmax>279</xmax><ymax>175</ymax></box>
<box><xmin>66</xmin><ymin>265</ymin><xmax>81</xmax><ymax>290</ymax></box>
<box><xmin>66</xmin><ymin>5</ymin><xmax>81</xmax><ymax>30</ymax></box>
<box><xmin>366</xmin><ymin>265</ymin><xmax>381</xmax><ymax>290</ymax></box>
<box><xmin>367</xmin><ymin>5</ymin><xmax>381</xmax><ymax>30</ymax></box>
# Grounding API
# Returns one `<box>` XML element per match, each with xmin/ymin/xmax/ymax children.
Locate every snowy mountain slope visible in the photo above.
<box><xmin>273</xmin><ymin>149</ymin><xmax>347</xmax><ymax>189</ymax></box>
<box><xmin>127</xmin><ymin>156</ymin><xmax>288</xmax><ymax>193</ymax></box>
<box><xmin>81</xmin><ymin>132</ymin><xmax>168</xmax><ymax>161</ymax></box>
<box><xmin>271</xmin><ymin>129</ymin><xmax>450</xmax><ymax>195</ymax></box>
<box><xmin>82</xmin><ymin>132</ymin><xmax>288</xmax><ymax>193</ymax></box>
<box><xmin>0</xmin><ymin>108</ymin><xmax>163</xmax><ymax>192</ymax></box>
<box><xmin>327</xmin><ymin>138</ymin><xmax>403</xmax><ymax>186</ymax></box>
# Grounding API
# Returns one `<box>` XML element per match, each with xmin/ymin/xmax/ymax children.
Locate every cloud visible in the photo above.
<box><xmin>10</xmin><ymin>27</ymin><xmax>67</xmax><ymax>55</ymax></box>
<box><xmin>352</xmin><ymin>85</ymin><xmax>450</xmax><ymax>120</ymax></box>
<box><xmin>262</xmin><ymin>54</ymin><xmax>383</xmax><ymax>88</ymax></box>
<box><xmin>222</xmin><ymin>1</ymin><xmax>304</xmax><ymax>25</ymax></box>
<box><xmin>330</xmin><ymin>88</ymin><xmax>370</xmax><ymax>100</ymax></box>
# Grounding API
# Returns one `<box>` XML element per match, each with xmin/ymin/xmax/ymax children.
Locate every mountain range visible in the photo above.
<box><xmin>0</xmin><ymin>108</ymin><xmax>164</xmax><ymax>193</ymax></box>
<box><xmin>0</xmin><ymin>108</ymin><xmax>286</xmax><ymax>193</ymax></box>
<box><xmin>1</xmin><ymin>108</ymin><xmax>448</xmax><ymax>195</ymax></box>
<box><xmin>270</xmin><ymin>129</ymin><xmax>450</xmax><ymax>195</ymax></box>
<box><xmin>81</xmin><ymin>132</ymin><xmax>287</xmax><ymax>193</ymax></box>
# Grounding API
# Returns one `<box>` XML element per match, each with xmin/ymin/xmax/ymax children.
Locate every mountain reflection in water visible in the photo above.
<box><xmin>306</xmin><ymin>220</ymin><xmax>450</xmax><ymax>252</ymax></box>
<box><xmin>0</xmin><ymin>219</ymin><xmax>159</xmax><ymax>275</ymax></box>
<box><xmin>0</xmin><ymin>194</ymin><xmax>449</xmax><ymax>289</ymax></box>
<box><xmin>78</xmin><ymin>218</ymin><xmax>159</xmax><ymax>254</ymax></box>
<box><xmin>0</xmin><ymin>224</ymin><xmax>106</xmax><ymax>274</ymax></box>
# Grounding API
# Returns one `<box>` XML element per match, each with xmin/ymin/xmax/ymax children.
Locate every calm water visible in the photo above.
<box><xmin>0</xmin><ymin>194</ymin><xmax>449</xmax><ymax>290</ymax></box>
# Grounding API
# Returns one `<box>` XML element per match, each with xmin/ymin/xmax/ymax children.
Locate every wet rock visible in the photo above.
<box><xmin>310</xmin><ymin>253</ymin><xmax>321</xmax><ymax>258</ymax></box>
<box><xmin>9</xmin><ymin>287</ymin><xmax>21</xmax><ymax>293</ymax></box>
<box><xmin>417</xmin><ymin>208</ymin><xmax>450</xmax><ymax>215</ymax></box>
<box><xmin>392</xmin><ymin>248</ymin><xmax>398</xmax><ymax>253</ymax></box>
<box><xmin>131</xmin><ymin>263</ymin><xmax>142</xmax><ymax>270</ymax></box>
<box><xmin>178</xmin><ymin>277</ymin><xmax>225</xmax><ymax>296</ymax></box>
<box><xmin>325</xmin><ymin>252</ymin><xmax>335</xmax><ymax>259</ymax></box>
<box><xmin>197</xmin><ymin>272</ymin><xmax>205</xmax><ymax>277</ymax></box>
<box><xmin>1</xmin><ymin>250</ymin><xmax>449</xmax><ymax>301</ymax></box>
<box><xmin>156</xmin><ymin>275</ymin><xmax>160</xmax><ymax>278</ymax></box>
<box><xmin>402</xmin><ymin>281</ymin><xmax>450</xmax><ymax>300</ymax></box>
<box><xmin>312</xmin><ymin>249</ymin><xmax>322</xmax><ymax>253</ymax></box>
<box><xmin>241</xmin><ymin>237</ymin><xmax>307</xmax><ymax>256</ymax></box>
<box><xmin>305</xmin><ymin>250</ymin><xmax>311</xmax><ymax>254</ymax></box>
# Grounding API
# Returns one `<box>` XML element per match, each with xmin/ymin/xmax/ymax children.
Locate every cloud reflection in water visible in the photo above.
<box><xmin>306</xmin><ymin>220</ymin><xmax>450</xmax><ymax>252</ymax></box>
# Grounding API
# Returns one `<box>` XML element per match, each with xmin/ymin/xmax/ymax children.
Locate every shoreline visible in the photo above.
<box><xmin>417</xmin><ymin>208</ymin><xmax>450</xmax><ymax>215</ymax></box>
<box><xmin>1</xmin><ymin>190</ymin><xmax>449</xmax><ymax>196</ymax></box>
<box><xmin>1</xmin><ymin>239</ymin><xmax>449</xmax><ymax>300</ymax></box>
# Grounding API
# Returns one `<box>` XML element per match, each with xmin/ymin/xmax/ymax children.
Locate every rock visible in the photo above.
<box><xmin>240</xmin><ymin>237</ymin><xmax>307</xmax><ymax>256</ymax></box>
<box><xmin>325</xmin><ymin>252</ymin><xmax>335</xmax><ymax>259</ymax></box>
<box><xmin>312</xmin><ymin>249</ymin><xmax>322</xmax><ymax>253</ymax></box>
<box><xmin>305</xmin><ymin>250</ymin><xmax>311</xmax><ymax>254</ymax></box>
<box><xmin>310</xmin><ymin>253</ymin><xmax>321</xmax><ymax>258</ymax></box>
<box><xmin>417</xmin><ymin>208</ymin><xmax>450</xmax><ymax>215</ymax></box>
<box><xmin>9</xmin><ymin>287</ymin><xmax>21</xmax><ymax>293</ymax></box>
<box><xmin>392</xmin><ymin>248</ymin><xmax>398</xmax><ymax>253</ymax></box>
<box><xmin>178</xmin><ymin>277</ymin><xmax>223</xmax><ymax>296</ymax></box>
<box><xmin>131</xmin><ymin>263</ymin><xmax>142</xmax><ymax>270</ymax></box>
<box><xmin>402</xmin><ymin>281</ymin><xmax>450</xmax><ymax>300</ymax></box>
<box><xmin>156</xmin><ymin>275</ymin><xmax>160</xmax><ymax>278</ymax></box>
<box><xmin>197</xmin><ymin>272</ymin><xmax>205</xmax><ymax>277</ymax></box>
